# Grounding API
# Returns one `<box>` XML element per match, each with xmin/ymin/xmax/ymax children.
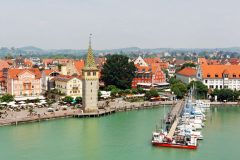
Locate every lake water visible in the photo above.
<box><xmin>0</xmin><ymin>106</ymin><xmax>239</xmax><ymax>160</ymax></box>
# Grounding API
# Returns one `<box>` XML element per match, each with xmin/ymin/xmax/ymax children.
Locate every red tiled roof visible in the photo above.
<box><xmin>8</xmin><ymin>68</ymin><xmax>41</xmax><ymax>79</ymax></box>
<box><xmin>201</xmin><ymin>65</ymin><xmax>240</xmax><ymax>79</ymax></box>
<box><xmin>53</xmin><ymin>74</ymin><xmax>82</xmax><ymax>82</ymax></box>
<box><xmin>0</xmin><ymin>59</ymin><xmax>10</xmax><ymax>70</ymax></box>
<box><xmin>24</xmin><ymin>59</ymin><xmax>33</xmax><ymax>67</ymax></box>
<box><xmin>177</xmin><ymin>67</ymin><xmax>196</xmax><ymax>77</ymax></box>
<box><xmin>43</xmin><ymin>69</ymin><xmax>59</xmax><ymax>75</ymax></box>
<box><xmin>144</xmin><ymin>58</ymin><xmax>161</xmax><ymax>64</ymax></box>
<box><xmin>0</xmin><ymin>71</ymin><xmax>4</xmax><ymax>81</ymax></box>
<box><xmin>73</xmin><ymin>60</ymin><xmax>85</xmax><ymax>74</ymax></box>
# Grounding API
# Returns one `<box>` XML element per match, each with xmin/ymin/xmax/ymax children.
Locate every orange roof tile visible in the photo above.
<box><xmin>43</xmin><ymin>69</ymin><xmax>59</xmax><ymax>75</ymax></box>
<box><xmin>53</xmin><ymin>74</ymin><xmax>82</xmax><ymax>82</ymax></box>
<box><xmin>144</xmin><ymin>58</ymin><xmax>161</xmax><ymax>65</ymax></box>
<box><xmin>0</xmin><ymin>59</ymin><xmax>10</xmax><ymax>70</ymax></box>
<box><xmin>73</xmin><ymin>60</ymin><xmax>85</xmax><ymax>74</ymax></box>
<box><xmin>24</xmin><ymin>59</ymin><xmax>33</xmax><ymax>66</ymax></box>
<box><xmin>8</xmin><ymin>68</ymin><xmax>41</xmax><ymax>79</ymax></box>
<box><xmin>177</xmin><ymin>67</ymin><xmax>196</xmax><ymax>77</ymax></box>
<box><xmin>201</xmin><ymin>65</ymin><xmax>240</xmax><ymax>79</ymax></box>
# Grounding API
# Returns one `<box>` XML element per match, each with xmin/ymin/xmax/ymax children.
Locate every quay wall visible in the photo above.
<box><xmin>1</xmin><ymin>100</ymin><xmax>239</xmax><ymax>127</ymax></box>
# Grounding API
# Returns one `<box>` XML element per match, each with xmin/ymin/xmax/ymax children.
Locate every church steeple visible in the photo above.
<box><xmin>84</xmin><ymin>34</ymin><xmax>97</xmax><ymax>70</ymax></box>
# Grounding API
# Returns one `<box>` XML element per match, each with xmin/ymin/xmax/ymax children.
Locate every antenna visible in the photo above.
<box><xmin>89</xmin><ymin>33</ymin><xmax>92</xmax><ymax>47</ymax></box>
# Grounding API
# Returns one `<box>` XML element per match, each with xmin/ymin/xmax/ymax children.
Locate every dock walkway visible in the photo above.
<box><xmin>165</xmin><ymin>100</ymin><xmax>185</xmax><ymax>139</ymax></box>
<box><xmin>73</xmin><ymin>109</ymin><xmax>116</xmax><ymax>118</ymax></box>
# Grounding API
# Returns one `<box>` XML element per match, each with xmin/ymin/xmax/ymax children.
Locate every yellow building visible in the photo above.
<box><xmin>54</xmin><ymin>75</ymin><xmax>82</xmax><ymax>97</ymax></box>
<box><xmin>61</xmin><ymin>60</ymin><xmax>85</xmax><ymax>76</ymax></box>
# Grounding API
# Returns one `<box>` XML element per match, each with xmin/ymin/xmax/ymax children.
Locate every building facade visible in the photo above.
<box><xmin>132</xmin><ymin>64</ymin><xmax>166</xmax><ymax>88</ymax></box>
<box><xmin>197</xmin><ymin>64</ymin><xmax>240</xmax><ymax>90</ymax></box>
<box><xmin>54</xmin><ymin>75</ymin><xmax>82</xmax><ymax>97</ymax></box>
<box><xmin>61</xmin><ymin>60</ymin><xmax>85</xmax><ymax>76</ymax></box>
<box><xmin>176</xmin><ymin>67</ymin><xmax>197</xmax><ymax>84</ymax></box>
<box><xmin>7</xmin><ymin>68</ymin><xmax>42</xmax><ymax>96</ymax></box>
<box><xmin>41</xmin><ymin>70</ymin><xmax>60</xmax><ymax>92</ymax></box>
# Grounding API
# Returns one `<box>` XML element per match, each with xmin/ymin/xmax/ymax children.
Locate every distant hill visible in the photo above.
<box><xmin>0</xmin><ymin>46</ymin><xmax>240</xmax><ymax>58</ymax></box>
<box><xmin>19</xmin><ymin>46</ymin><xmax>43</xmax><ymax>52</ymax></box>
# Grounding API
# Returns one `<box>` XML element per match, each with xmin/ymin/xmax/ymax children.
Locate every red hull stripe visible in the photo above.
<box><xmin>152</xmin><ymin>142</ymin><xmax>197</xmax><ymax>150</ymax></box>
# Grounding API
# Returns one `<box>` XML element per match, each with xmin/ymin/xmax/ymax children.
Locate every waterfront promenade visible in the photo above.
<box><xmin>0</xmin><ymin>100</ymin><xmax>174</xmax><ymax>126</ymax></box>
<box><xmin>0</xmin><ymin>99</ymin><xmax>239</xmax><ymax>127</ymax></box>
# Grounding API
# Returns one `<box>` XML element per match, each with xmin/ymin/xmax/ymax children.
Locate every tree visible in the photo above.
<box><xmin>63</xmin><ymin>96</ymin><xmax>74</xmax><ymax>103</ymax></box>
<box><xmin>188</xmin><ymin>81</ymin><xmax>208</xmax><ymax>99</ymax></box>
<box><xmin>145</xmin><ymin>89</ymin><xmax>159</xmax><ymax>100</ymax></box>
<box><xmin>105</xmin><ymin>85</ymin><xmax>117</xmax><ymax>91</ymax></box>
<box><xmin>171</xmin><ymin>82</ymin><xmax>187</xmax><ymax>99</ymax></box>
<box><xmin>211</xmin><ymin>89</ymin><xmax>238</xmax><ymax>101</ymax></box>
<box><xmin>180</xmin><ymin>62</ymin><xmax>196</xmax><ymax>70</ymax></box>
<box><xmin>0</xmin><ymin>94</ymin><xmax>14</xmax><ymax>102</ymax></box>
<box><xmin>110</xmin><ymin>88</ymin><xmax>121</xmax><ymax>97</ymax></box>
<box><xmin>162</xmin><ymin>69</ymin><xmax>169</xmax><ymax>80</ymax></box>
<box><xmin>75</xmin><ymin>97</ymin><xmax>82</xmax><ymax>104</ymax></box>
<box><xmin>101</xmin><ymin>55</ymin><xmax>136</xmax><ymax>89</ymax></box>
<box><xmin>137</xmin><ymin>87</ymin><xmax>145</xmax><ymax>94</ymax></box>
<box><xmin>169</xmin><ymin>77</ymin><xmax>181</xmax><ymax>85</ymax></box>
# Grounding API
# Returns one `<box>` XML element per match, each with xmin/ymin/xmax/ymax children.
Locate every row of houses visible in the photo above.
<box><xmin>0</xmin><ymin>55</ymin><xmax>169</xmax><ymax>97</ymax></box>
<box><xmin>176</xmin><ymin>57</ymin><xmax>240</xmax><ymax>91</ymax></box>
<box><xmin>132</xmin><ymin>56</ymin><xmax>167</xmax><ymax>89</ymax></box>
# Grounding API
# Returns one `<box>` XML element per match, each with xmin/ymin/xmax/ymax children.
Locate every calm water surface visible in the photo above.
<box><xmin>0</xmin><ymin>106</ymin><xmax>240</xmax><ymax>160</ymax></box>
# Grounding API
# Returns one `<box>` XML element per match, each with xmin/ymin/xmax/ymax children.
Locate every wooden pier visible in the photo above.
<box><xmin>165</xmin><ymin>100</ymin><xmax>185</xmax><ymax>139</ymax></box>
<box><xmin>73</xmin><ymin>109</ymin><xmax>116</xmax><ymax>118</ymax></box>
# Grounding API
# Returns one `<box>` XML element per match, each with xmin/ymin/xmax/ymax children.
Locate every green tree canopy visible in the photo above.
<box><xmin>211</xmin><ymin>89</ymin><xmax>239</xmax><ymax>101</ymax></box>
<box><xmin>145</xmin><ymin>89</ymin><xmax>159</xmax><ymax>100</ymax></box>
<box><xmin>63</xmin><ymin>96</ymin><xmax>74</xmax><ymax>103</ymax></box>
<box><xmin>180</xmin><ymin>62</ymin><xmax>196</xmax><ymax>70</ymax></box>
<box><xmin>188</xmin><ymin>81</ymin><xmax>208</xmax><ymax>99</ymax></box>
<box><xmin>75</xmin><ymin>97</ymin><xmax>82</xmax><ymax>103</ymax></box>
<box><xmin>0</xmin><ymin>94</ymin><xmax>14</xmax><ymax>102</ymax></box>
<box><xmin>101</xmin><ymin>55</ymin><xmax>136</xmax><ymax>89</ymax></box>
<box><xmin>171</xmin><ymin>82</ymin><xmax>187</xmax><ymax>99</ymax></box>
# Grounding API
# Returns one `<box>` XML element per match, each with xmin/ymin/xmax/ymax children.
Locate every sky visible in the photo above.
<box><xmin>0</xmin><ymin>0</ymin><xmax>240</xmax><ymax>50</ymax></box>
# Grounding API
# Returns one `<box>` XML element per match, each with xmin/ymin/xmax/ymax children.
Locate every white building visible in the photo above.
<box><xmin>54</xmin><ymin>75</ymin><xmax>82</xmax><ymax>97</ymax></box>
<box><xmin>197</xmin><ymin>65</ymin><xmax>240</xmax><ymax>90</ymax></box>
<box><xmin>41</xmin><ymin>70</ymin><xmax>60</xmax><ymax>92</ymax></box>
<box><xmin>134</xmin><ymin>56</ymin><xmax>148</xmax><ymax>66</ymax></box>
<box><xmin>176</xmin><ymin>67</ymin><xmax>196</xmax><ymax>84</ymax></box>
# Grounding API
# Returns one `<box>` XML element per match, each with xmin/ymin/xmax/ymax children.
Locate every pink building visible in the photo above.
<box><xmin>7</xmin><ymin>68</ymin><xmax>42</xmax><ymax>96</ymax></box>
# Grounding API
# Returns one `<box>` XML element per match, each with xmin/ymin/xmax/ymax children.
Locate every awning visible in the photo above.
<box><xmin>15</xmin><ymin>96</ymin><xmax>46</xmax><ymax>101</ymax></box>
<box><xmin>153</xmin><ymin>82</ymin><xmax>170</xmax><ymax>86</ymax></box>
<box><xmin>137</xmin><ymin>83</ymin><xmax>152</xmax><ymax>86</ymax></box>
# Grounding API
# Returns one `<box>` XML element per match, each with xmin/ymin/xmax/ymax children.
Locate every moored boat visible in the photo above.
<box><xmin>152</xmin><ymin>132</ymin><xmax>198</xmax><ymax>150</ymax></box>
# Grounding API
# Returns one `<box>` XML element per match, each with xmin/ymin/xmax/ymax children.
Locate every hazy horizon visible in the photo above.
<box><xmin>0</xmin><ymin>0</ymin><xmax>240</xmax><ymax>50</ymax></box>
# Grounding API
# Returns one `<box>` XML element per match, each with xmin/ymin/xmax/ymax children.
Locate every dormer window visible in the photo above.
<box><xmin>215</xmin><ymin>74</ymin><xmax>218</xmax><ymax>78</ymax></box>
<box><xmin>233</xmin><ymin>74</ymin><xmax>236</xmax><ymax>78</ymax></box>
<box><xmin>223</xmin><ymin>74</ymin><xmax>228</xmax><ymax>78</ymax></box>
<box><xmin>207</xmin><ymin>74</ymin><xmax>210</xmax><ymax>78</ymax></box>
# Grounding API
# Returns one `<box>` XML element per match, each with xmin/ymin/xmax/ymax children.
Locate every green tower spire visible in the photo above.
<box><xmin>84</xmin><ymin>34</ymin><xmax>97</xmax><ymax>70</ymax></box>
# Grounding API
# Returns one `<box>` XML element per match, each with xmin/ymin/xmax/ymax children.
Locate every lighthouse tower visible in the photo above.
<box><xmin>82</xmin><ymin>35</ymin><xmax>99</xmax><ymax>112</ymax></box>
